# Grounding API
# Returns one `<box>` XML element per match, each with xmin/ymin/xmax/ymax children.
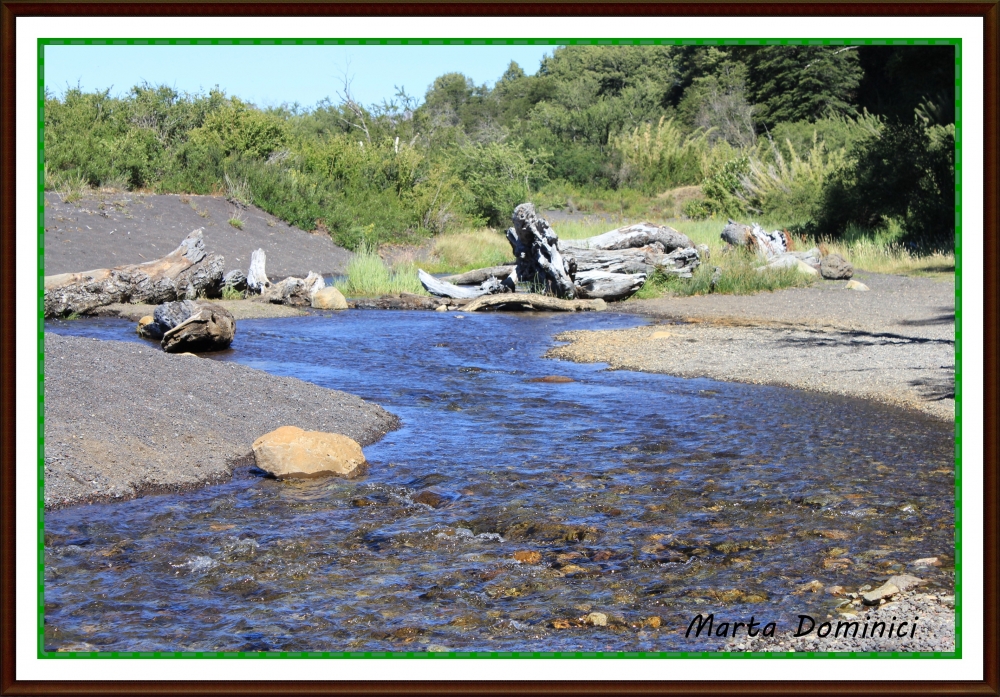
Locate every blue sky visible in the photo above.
<box><xmin>44</xmin><ymin>44</ymin><xmax>558</xmax><ymax>109</ymax></box>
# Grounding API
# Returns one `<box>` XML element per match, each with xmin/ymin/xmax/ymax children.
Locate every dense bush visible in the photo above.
<box><xmin>812</xmin><ymin>122</ymin><xmax>955</xmax><ymax>247</ymax></box>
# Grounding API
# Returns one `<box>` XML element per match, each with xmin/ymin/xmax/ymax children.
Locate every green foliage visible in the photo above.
<box><xmin>700</xmin><ymin>157</ymin><xmax>751</xmax><ymax>218</ymax></box>
<box><xmin>746</xmin><ymin>46</ymin><xmax>864</xmax><ymax>129</ymax></box>
<box><xmin>452</xmin><ymin>141</ymin><xmax>534</xmax><ymax>227</ymax></box>
<box><xmin>221</xmin><ymin>285</ymin><xmax>245</xmax><ymax>300</ymax></box>
<box><xmin>43</xmin><ymin>46</ymin><xmax>954</xmax><ymax>257</ymax></box>
<box><xmin>334</xmin><ymin>245</ymin><xmax>426</xmax><ymax>297</ymax></box>
<box><xmin>813</xmin><ymin>122</ymin><xmax>955</xmax><ymax>248</ymax></box>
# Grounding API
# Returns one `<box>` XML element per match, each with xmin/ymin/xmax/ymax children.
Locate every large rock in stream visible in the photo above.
<box><xmin>252</xmin><ymin>426</ymin><xmax>367</xmax><ymax>478</ymax></box>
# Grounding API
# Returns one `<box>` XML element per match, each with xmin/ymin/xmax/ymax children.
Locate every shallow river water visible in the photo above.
<box><xmin>44</xmin><ymin>310</ymin><xmax>955</xmax><ymax>654</ymax></box>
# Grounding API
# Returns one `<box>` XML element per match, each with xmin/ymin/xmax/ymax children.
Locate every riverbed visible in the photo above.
<box><xmin>43</xmin><ymin>310</ymin><xmax>955</xmax><ymax>653</ymax></box>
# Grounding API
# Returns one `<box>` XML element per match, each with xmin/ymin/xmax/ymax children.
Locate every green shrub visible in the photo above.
<box><xmin>813</xmin><ymin>122</ymin><xmax>955</xmax><ymax>248</ymax></box>
<box><xmin>452</xmin><ymin>141</ymin><xmax>534</xmax><ymax>227</ymax></box>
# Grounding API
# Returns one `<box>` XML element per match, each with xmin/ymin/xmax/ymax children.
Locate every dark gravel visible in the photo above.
<box><xmin>44</xmin><ymin>333</ymin><xmax>399</xmax><ymax>509</ymax></box>
<box><xmin>44</xmin><ymin>191</ymin><xmax>353</xmax><ymax>279</ymax></box>
<box><xmin>553</xmin><ymin>272</ymin><xmax>955</xmax><ymax>420</ymax></box>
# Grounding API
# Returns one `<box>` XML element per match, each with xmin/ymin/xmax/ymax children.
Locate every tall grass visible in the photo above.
<box><xmin>419</xmin><ymin>229</ymin><xmax>514</xmax><ymax>274</ymax></box>
<box><xmin>335</xmin><ymin>245</ymin><xmax>426</xmax><ymax>297</ymax></box>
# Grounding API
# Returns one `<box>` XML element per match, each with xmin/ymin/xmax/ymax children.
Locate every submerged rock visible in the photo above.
<box><xmin>252</xmin><ymin>425</ymin><xmax>366</xmax><ymax>478</ymax></box>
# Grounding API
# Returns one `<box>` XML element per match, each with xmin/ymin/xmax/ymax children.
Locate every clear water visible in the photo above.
<box><xmin>44</xmin><ymin>311</ymin><xmax>954</xmax><ymax>653</ymax></box>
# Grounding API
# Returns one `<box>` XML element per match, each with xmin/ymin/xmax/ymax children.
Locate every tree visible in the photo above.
<box><xmin>745</xmin><ymin>46</ymin><xmax>863</xmax><ymax>128</ymax></box>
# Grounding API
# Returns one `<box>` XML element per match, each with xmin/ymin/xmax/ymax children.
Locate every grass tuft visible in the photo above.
<box><xmin>335</xmin><ymin>245</ymin><xmax>427</xmax><ymax>298</ymax></box>
<box><xmin>419</xmin><ymin>229</ymin><xmax>514</xmax><ymax>274</ymax></box>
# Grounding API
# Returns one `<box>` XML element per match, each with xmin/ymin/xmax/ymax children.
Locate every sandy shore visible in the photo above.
<box><xmin>44</xmin><ymin>334</ymin><xmax>399</xmax><ymax>509</ymax></box>
<box><xmin>550</xmin><ymin>272</ymin><xmax>955</xmax><ymax>421</ymax></box>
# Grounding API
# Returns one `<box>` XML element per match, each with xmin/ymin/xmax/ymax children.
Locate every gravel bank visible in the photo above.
<box><xmin>550</xmin><ymin>273</ymin><xmax>955</xmax><ymax>421</ymax></box>
<box><xmin>94</xmin><ymin>298</ymin><xmax>307</xmax><ymax>322</ymax></box>
<box><xmin>717</xmin><ymin>590</ymin><xmax>955</xmax><ymax>653</ymax></box>
<box><xmin>44</xmin><ymin>334</ymin><xmax>399</xmax><ymax>509</ymax></box>
<box><xmin>44</xmin><ymin>192</ymin><xmax>353</xmax><ymax>279</ymax></box>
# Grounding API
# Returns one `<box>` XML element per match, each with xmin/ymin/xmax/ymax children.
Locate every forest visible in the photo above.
<box><xmin>44</xmin><ymin>44</ymin><xmax>956</xmax><ymax>253</ymax></box>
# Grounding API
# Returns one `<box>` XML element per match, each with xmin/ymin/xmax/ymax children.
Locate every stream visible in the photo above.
<box><xmin>44</xmin><ymin>310</ymin><xmax>955</xmax><ymax>654</ymax></box>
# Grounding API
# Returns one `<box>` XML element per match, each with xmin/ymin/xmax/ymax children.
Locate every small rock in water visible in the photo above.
<box><xmin>886</xmin><ymin>574</ymin><xmax>926</xmax><ymax>592</ymax></box>
<box><xmin>435</xmin><ymin>304</ymin><xmax>448</xmax><ymax>312</ymax></box>
<box><xmin>846</xmin><ymin>279</ymin><xmax>870</xmax><ymax>291</ymax></box>
<box><xmin>585</xmin><ymin>612</ymin><xmax>608</xmax><ymax>627</ymax></box>
<box><xmin>644</xmin><ymin>616</ymin><xmax>662</xmax><ymax>628</ymax></box>
<box><xmin>862</xmin><ymin>582</ymin><xmax>899</xmax><ymax>605</ymax></box>
<box><xmin>412</xmin><ymin>489</ymin><xmax>449</xmax><ymax>509</ymax></box>
<box><xmin>513</xmin><ymin>550</ymin><xmax>542</xmax><ymax>564</ymax></box>
<box><xmin>136</xmin><ymin>315</ymin><xmax>163</xmax><ymax>340</ymax></box>
<box><xmin>912</xmin><ymin>557</ymin><xmax>941</xmax><ymax>567</ymax></box>
<box><xmin>795</xmin><ymin>580</ymin><xmax>824</xmax><ymax>594</ymax></box>
<box><xmin>528</xmin><ymin>375</ymin><xmax>575</xmax><ymax>383</ymax></box>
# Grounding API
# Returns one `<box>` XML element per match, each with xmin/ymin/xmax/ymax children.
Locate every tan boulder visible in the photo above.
<box><xmin>251</xmin><ymin>426</ymin><xmax>366</xmax><ymax>478</ymax></box>
<box><xmin>312</xmin><ymin>286</ymin><xmax>348</xmax><ymax>310</ymax></box>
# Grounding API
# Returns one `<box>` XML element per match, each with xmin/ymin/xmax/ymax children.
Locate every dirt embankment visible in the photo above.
<box><xmin>44</xmin><ymin>192</ymin><xmax>353</xmax><ymax>279</ymax></box>
<box><xmin>551</xmin><ymin>272</ymin><xmax>955</xmax><ymax>421</ymax></box>
<box><xmin>44</xmin><ymin>334</ymin><xmax>399</xmax><ymax>509</ymax></box>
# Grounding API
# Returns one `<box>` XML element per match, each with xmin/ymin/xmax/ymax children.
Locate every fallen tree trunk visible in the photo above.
<box><xmin>558</xmin><ymin>222</ymin><xmax>693</xmax><ymax>253</ymax></box>
<box><xmin>464</xmin><ymin>293</ymin><xmax>606</xmax><ymax>313</ymax></box>
<box><xmin>44</xmin><ymin>229</ymin><xmax>223</xmax><ymax>318</ymax></box>
<box><xmin>418</xmin><ymin>269</ymin><xmax>506</xmax><ymax>299</ymax></box>
<box><xmin>441</xmin><ymin>265</ymin><xmax>515</xmax><ymax>285</ymax></box>
<box><xmin>507</xmin><ymin>203</ymin><xmax>576</xmax><ymax>299</ymax></box>
<box><xmin>574</xmin><ymin>271</ymin><xmax>648</xmax><ymax>301</ymax></box>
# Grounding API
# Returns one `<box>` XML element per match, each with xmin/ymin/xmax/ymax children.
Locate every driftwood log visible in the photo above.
<box><xmin>418</xmin><ymin>270</ymin><xmax>506</xmax><ymax>299</ymax></box>
<box><xmin>464</xmin><ymin>293</ymin><xmax>606</xmax><ymax>313</ymax></box>
<box><xmin>574</xmin><ymin>271</ymin><xmax>648</xmax><ymax>301</ymax></box>
<box><xmin>263</xmin><ymin>271</ymin><xmax>325</xmax><ymax>306</ymax></box>
<box><xmin>559</xmin><ymin>222</ymin><xmax>693</xmax><ymax>253</ymax></box>
<box><xmin>506</xmin><ymin>203</ymin><xmax>577</xmax><ymax>298</ymax></box>
<box><xmin>441</xmin><ymin>265</ymin><xmax>515</xmax><ymax>285</ymax></box>
<box><xmin>44</xmin><ymin>229</ymin><xmax>224</xmax><ymax>318</ymax></box>
<box><xmin>160</xmin><ymin>302</ymin><xmax>236</xmax><ymax>353</ymax></box>
<box><xmin>419</xmin><ymin>206</ymin><xmax>701</xmax><ymax>303</ymax></box>
<box><xmin>721</xmin><ymin>219</ymin><xmax>788</xmax><ymax>257</ymax></box>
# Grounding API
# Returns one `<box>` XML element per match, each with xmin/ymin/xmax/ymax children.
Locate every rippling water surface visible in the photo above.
<box><xmin>44</xmin><ymin>311</ymin><xmax>954</xmax><ymax>653</ymax></box>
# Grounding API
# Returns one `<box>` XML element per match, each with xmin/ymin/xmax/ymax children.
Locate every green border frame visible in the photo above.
<box><xmin>36</xmin><ymin>37</ymin><xmax>963</xmax><ymax>660</ymax></box>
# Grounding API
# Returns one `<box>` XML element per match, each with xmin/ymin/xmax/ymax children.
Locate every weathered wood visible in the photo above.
<box><xmin>441</xmin><ymin>265</ymin><xmax>515</xmax><ymax>285</ymax></box>
<box><xmin>562</xmin><ymin>245</ymin><xmax>700</xmax><ymax>282</ymax></box>
<box><xmin>418</xmin><ymin>269</ymin><xmax>506</xmax><ymax>299</ymax></box>
<box><xmin>43</xmin><ymin>229</ymin><xmax>224</xmax><ymax>318</ymax></box>
<box><xmin>508</xmin><ymin>203</ymin><xmax>576</xmax><ymax>299</ymax></box>
<box><xmin>574</xmin><ymin>271</ymin><xmax>648</xmax><ymax>302</ymax></box>
<box><xmin>721</xmin><ymin>219</ymin><xmax>788</xmax><ymax>257</ymax></box>
<box><xmin>222</xmin><ymin>269</ymin><xmax>247</xmax><ymax>291</ymax></box>
<box><xmin>263</xmin><ymin>271</ymin><xmax>325</xmax><ymax>306</ymax></box>
<box><xmin>464</xmin><ymin>293</ymin><xmax>606</xmax><ymax>313</ymax></box>
<box><xmin>161</xmin><ymin>302</ymin><xmax>236</xmax><ymax>353</ymax></box>
<box><xmin>246</xmin><ymin>248</ymin><xmax>270</xmax><ymax>294</ymax></box>
<box><xmin>558</xmin><ymin>222</ymin><xmax>693</xmax><ymax>253</ymax></box>
<box><xmin>351</xmin><ymin>293</ymin><xmax>464</xmax><ymax>311</ymax></box>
